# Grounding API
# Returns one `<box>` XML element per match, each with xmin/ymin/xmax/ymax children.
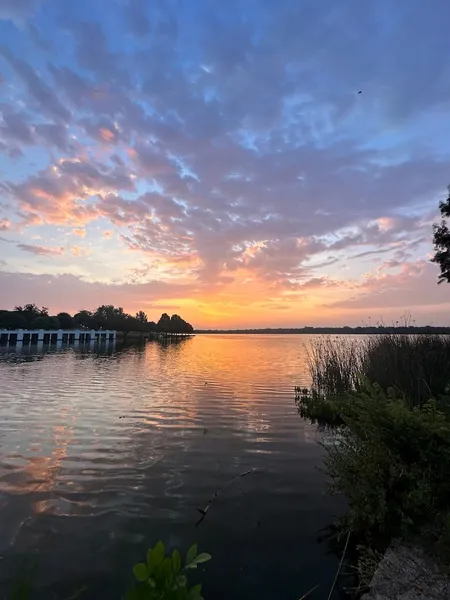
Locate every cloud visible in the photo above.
<box><xmin>0</xmin><ymin>47</ymin><xmax>70</xmax><ymax>122</ymax></box>
<box><xmin>327</xmin><ymin>260</ymin><xmax>450</xmax><ymax>310</ymax></box>
<box><xmin>0</xmin><ymin>218</ymin><xmax>10</xmax><ymax>230</ymax></box>
<box><xmin>0</xmin><ymin>107</ymin><xmax>34</xmax><ymax>144</ymax></box>
<box><xmin>6</xmin><ymin>158</ymin><xmax>136</xmax><ymax>226</ymax></box>
<box><xmin>72</xmin><ymin>228</ymin><xmax>86</xmax><ymax>238</ymax></box>
<box><xmin>0</xmin><ymin>270</ymin><xmax>199</xmax><ymax>315</ymax></box>
<box><xmin>71</xmin><ymin>245</ymin><xmax>90</xmax><ymax>257</ymax></box>
<box><xmin>16</xmin><ymin>243</ymin><xmax>64</xmax><ymax>256</ymax></box>
<box><xmin>0</xmin><ymin>0</ymin><xmax>45</xmax><ymax>22</ymax></box>
<box><xmin>0</xmin><ymin>0</ymin><xmax>449</xmax><ymax>324</ymax></box>
<box><xmin>124</xmin><ymin>0</ymin><xmax>150</xmax><ymax>37</ymax></box>
<box><xmin>35</xmin><ymin>122</ymin><xmax>70</xmax><ymax>151</ymax></box>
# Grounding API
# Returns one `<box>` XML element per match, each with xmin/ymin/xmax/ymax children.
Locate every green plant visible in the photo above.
<box><xmin>313</xmin><ymin>380</ymin><xmax>450</xmax><ymax>552</ymax></box>
<box><xmin>305</xmin><ymin>333</ymin><xmax>450</xmax><ymax>408</ymax></box>
<box><xmin>127</xmin><ymin>541</ymin><xmax>211</xmax><ymax>600</ymax></box>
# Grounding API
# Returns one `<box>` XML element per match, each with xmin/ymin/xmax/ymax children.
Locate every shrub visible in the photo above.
<box><xmin>303</xmin><ymin>380</ymin><xmax>450</xmax><ymax>554</ymax></box>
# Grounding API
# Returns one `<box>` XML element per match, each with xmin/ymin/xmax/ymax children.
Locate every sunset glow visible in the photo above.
<box><xmin>1</xmin><ymin>1</ymin><xmax>450</xmax><ymax>327</ymax></box>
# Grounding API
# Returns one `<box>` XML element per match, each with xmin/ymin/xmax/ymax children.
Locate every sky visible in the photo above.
<box><xmin>1</xmin><ymin>0</ymin><xmax>450</xmax><ymax>328</ymax></box>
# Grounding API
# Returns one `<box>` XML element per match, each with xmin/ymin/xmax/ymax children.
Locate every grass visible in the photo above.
<box><xmin>306</xmin><ymin>333</ymin><xmax>450</xmax><ymax>407</ymax></box>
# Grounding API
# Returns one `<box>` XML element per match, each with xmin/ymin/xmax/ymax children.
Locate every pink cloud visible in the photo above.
<box><xmin>16</xmin><ymin>243</ymin><xmax>65</xmax><ymax>256</ymax></box>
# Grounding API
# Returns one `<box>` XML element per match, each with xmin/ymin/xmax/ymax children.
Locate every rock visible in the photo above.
<box><xmin>361</xmin><ymin>543</ymin><xmax>450</xmax><ymax>600</ymax></box>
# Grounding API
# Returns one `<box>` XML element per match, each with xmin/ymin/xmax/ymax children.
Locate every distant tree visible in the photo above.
<box><xmin>74</xmin><ymin>310</ymin><xmax>94</xmax><ymax>329</ymax></box>
<box><xmin>135</xmin><ymin>311</ymin><xmax>148</xmax><ymax>323</ymax></box>
<box><xmin>57</xmin><ymin>312</ymin><xmax>74</xmax><ymax>329</ymax></box>
<box><xmin>432</xmin><ymin>185</ymin><xmax>450</xmax><ymax>283</ymax></box>
<box><xmin>157</xmin><ymin>313</ymin><xmax>172</xmax><ymax>333</ymax></box>
<box><xmin>0</xmin><ymin>310</ymin><xmax>28</xmax><ymax>329</ymax></box>
<box><xmin>14</xmin><ymin>304</ymin><xmax>48</xmax><ymax>326</ymax></box>
<box><xmin>170</xmin><ymin>314</ymin><xmax>193</xmax><ymax>334</ymax></box>
<box><xmin>147</xmin><ymin>321</ymin><xmax>157</xmax><ymax>332</ymax></box>
<box><xmin>31</xmin><ymin>316</ymin><xmax>61</xmax><ymax>330</ymax></box>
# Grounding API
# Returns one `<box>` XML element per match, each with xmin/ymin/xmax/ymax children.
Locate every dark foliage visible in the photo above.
<box><xmin>299</xmin><ymin>333</ymin><xmax>450</xmax><ymax>577</ymax></box>
<box><xmin>299</xmin><ymin>381</ymin><xmax>450</xmax><ymax>555</ymax></box>
<box><xmin>56</xmin><ymin>312</ymin><xmax>74</xmax><ymax>328</ymax></box>
<box><xmin>432</xmin><ymin>185</ymin><xmax>450</xmax><ymax>283</ymax></box>
<box><xmin>1</xmin><ymin>304</ymin><xmax>193</xmax><ymax>333</ymax></box>
<box><xmin>157</xmin><ymin>314</ymin><xmax>194</xmax><ymax>334</ymax></box>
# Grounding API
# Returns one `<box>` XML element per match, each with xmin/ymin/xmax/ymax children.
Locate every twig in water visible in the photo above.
<box><xmin>298</xmin><ymin>583</ymin><xmax>319</xmax><ymax>599</ymax></box>
<box><xmin>195</xmin><ymin>468</ymin><xmax>256</xmax><ymax>527</ymax></box>
<box><xmin>327</xmin><ymin>531</ymin><xmax>351</xmax><ymax>600</ymax></box>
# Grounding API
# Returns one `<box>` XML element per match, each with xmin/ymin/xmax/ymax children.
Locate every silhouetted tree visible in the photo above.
<box><xmin>0</xmin><ymin>310</ymin><xmax>28</xmax><ymax>329</ymax></box>
<box><xmin>0</xmin><ymin>304</ymin><xmax>192</xmax><ymax>335</ymax></box>
<box><xmin>432</xmin><ymin>185</ymin><xmax>450</xmax><ymax>283</ymax></box>
<box><xmin>74</xmin><ymin>310</ymin><xmax>94</xmax><ymax>329</ymax></box>
<box><xmin>31</xmin><ymin>316</ymin><xmax>61</xmax><ymax>330</ymax></box>
<box><xmin>157</xmin><ymin>313</ymin><xmax>172</xmax><ymax>333</ymax></box>
<box><xmin>14</xmin><ymin>304</ymin><xmax>48</xmax><ymax>326</ymax></box>
<box><xmin>135</xmin><ymin>311</ymin><xmax>148</xmax><ymax>323</ymax></box>
<box><xmin>147</xmin><ymin>321</ymin><xmax>157</xmax><ymax>332</ymax></box>
<box><xmin>57</xmin><ymin>312</ymin><xmax>74</xmax><ymax>328</ymax></box>
<box><xmin>170</xmin><ymin>314</ymin><xmax>193</xmax><ymax>333</ymax></box>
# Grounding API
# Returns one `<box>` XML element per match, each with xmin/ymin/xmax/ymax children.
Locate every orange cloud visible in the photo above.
<box><xmin>0</xmin><ymin>218</ymin><xmax>11</xmax><ymax>230</ymax></box>
<box><xmin>71</xmin><ymin>245</ymin><xmax>91</xmax><ymax>257</ymax></box>
<box><xmin>72</xmin><ymin>228</ymin><xmax>87</xmax><ymax>237</ymax></box>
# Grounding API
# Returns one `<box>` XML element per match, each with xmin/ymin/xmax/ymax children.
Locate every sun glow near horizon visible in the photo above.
<box><xmin>1</xmin><ymin>1</ymin><xmax>450</xmax><ymax>326</ymax></box>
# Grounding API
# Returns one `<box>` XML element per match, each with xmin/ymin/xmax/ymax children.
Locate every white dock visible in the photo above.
<box><xmin>0</xmin><ymin>329</ymin><xmax>116</xmax><ymax>346</ymax></box>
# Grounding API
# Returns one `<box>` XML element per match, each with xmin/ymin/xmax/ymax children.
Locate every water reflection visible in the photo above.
<box><xmin>0</xmin><ymin>335</ymin><xmax>342</xmax><ymax>600</ymax></box>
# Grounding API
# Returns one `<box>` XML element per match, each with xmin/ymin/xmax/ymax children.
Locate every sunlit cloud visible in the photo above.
<box><xmin>0</xmin><ymin>0</ymin><xmax>449</xmax><ymax>325</ymax></box>
<box><xmin>72</xmin><ymin>228</ymin><xmax>87</xmax><ymax>238</ymax></box>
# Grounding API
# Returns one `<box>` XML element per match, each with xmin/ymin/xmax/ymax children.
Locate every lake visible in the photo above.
<box><xmin>0</xmin><ymin>334</ymin><xmax>343</xmax><ymax>600</ymax></box>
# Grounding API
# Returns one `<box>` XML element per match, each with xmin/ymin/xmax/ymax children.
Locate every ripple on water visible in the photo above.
<box><xmin>0</xmin><ymin>335</ymin><xmax>345</xmax><ymax>600</ymax></box>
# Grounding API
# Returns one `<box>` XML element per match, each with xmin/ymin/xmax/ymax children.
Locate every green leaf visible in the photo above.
<box><xmin>133</xmin><ymin>563</ymin><xmax>149</xmax><ymax>582</ymax></box>
<box><xmin>192</xmin><ymin>553</ymin><xmax>212</xmax><ymax>565</ymax></box>
<box><xmin>158</xmin><ymin>557</ymin><xmax>172</xmax><ymax>582</ymax></box>
<box><xmin>171</xmin><ymin>549</ymin><xmax>181</xmax><ymax>574</ymax></box>
<box><xmin>154</xmin><ymin>541</ymin><xmax>165</xmax><ymax>564</ymax></box>
<box><xmin>185</xmin><ymin>544</ymin><xmax>197</xmax><ymax>565</ymax></box>
<box><xmin>188</xmin><ymin>584</ymin><xmax>202</xmax><ymax>600</ymax></box>
<box><xmin>147</xmin><ymin>541</ymin><xmax>165</xmax><ymax>574</ymax></box>
<box><xmin>125</xmin><ymin>586</ymin><xmax>140</xmax><ymax>600</ymax></box>
<box><xmin>177</xmin><ymin>575</ymin><xmax>187</xmax><ymax>588</ymax></box>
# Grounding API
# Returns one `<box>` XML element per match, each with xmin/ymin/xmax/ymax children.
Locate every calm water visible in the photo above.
<box><xmin>0</xmin><ymin>335</ymin><xmax>342</xmax><ymax>600</ymax></box>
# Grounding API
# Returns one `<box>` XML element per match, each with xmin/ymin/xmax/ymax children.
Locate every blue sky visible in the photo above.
<box><xmin>1</xmin><ymin>0</ymin><xmax>450</xmax><ymax>327</ymax></box>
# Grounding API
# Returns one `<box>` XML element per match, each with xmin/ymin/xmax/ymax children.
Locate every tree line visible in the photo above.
<box><xmin>0</xmin><ymin>304</ymin><xmax>194</xmax><ymax>335</ymax></box>
<box><xmin>196</xmin><ymin>325</ymin><xmax>450</xmax><ymax>334</ymax></box>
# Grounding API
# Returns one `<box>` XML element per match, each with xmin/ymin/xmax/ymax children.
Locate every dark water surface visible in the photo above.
<box><xmin>0</xmin><ymin>334</ymin><xmax>342</xmax><ymax>599</ymax></box>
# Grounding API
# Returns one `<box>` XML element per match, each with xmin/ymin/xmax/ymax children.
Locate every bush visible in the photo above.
<box><xmin>306</xmin><ymin>334</ymin><xmax>450</xmax><ymax>407</ymax></box>
<box><xmin>299</xmin><ymin>380</ymin><xmax>450</xmax><ymax>558</ymax></box>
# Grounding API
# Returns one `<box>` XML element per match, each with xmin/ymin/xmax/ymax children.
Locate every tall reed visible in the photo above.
<box><xmin>307</xmin><ymin>333</ymin><xmax>450</xmax><ymax>407</ymax></box>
